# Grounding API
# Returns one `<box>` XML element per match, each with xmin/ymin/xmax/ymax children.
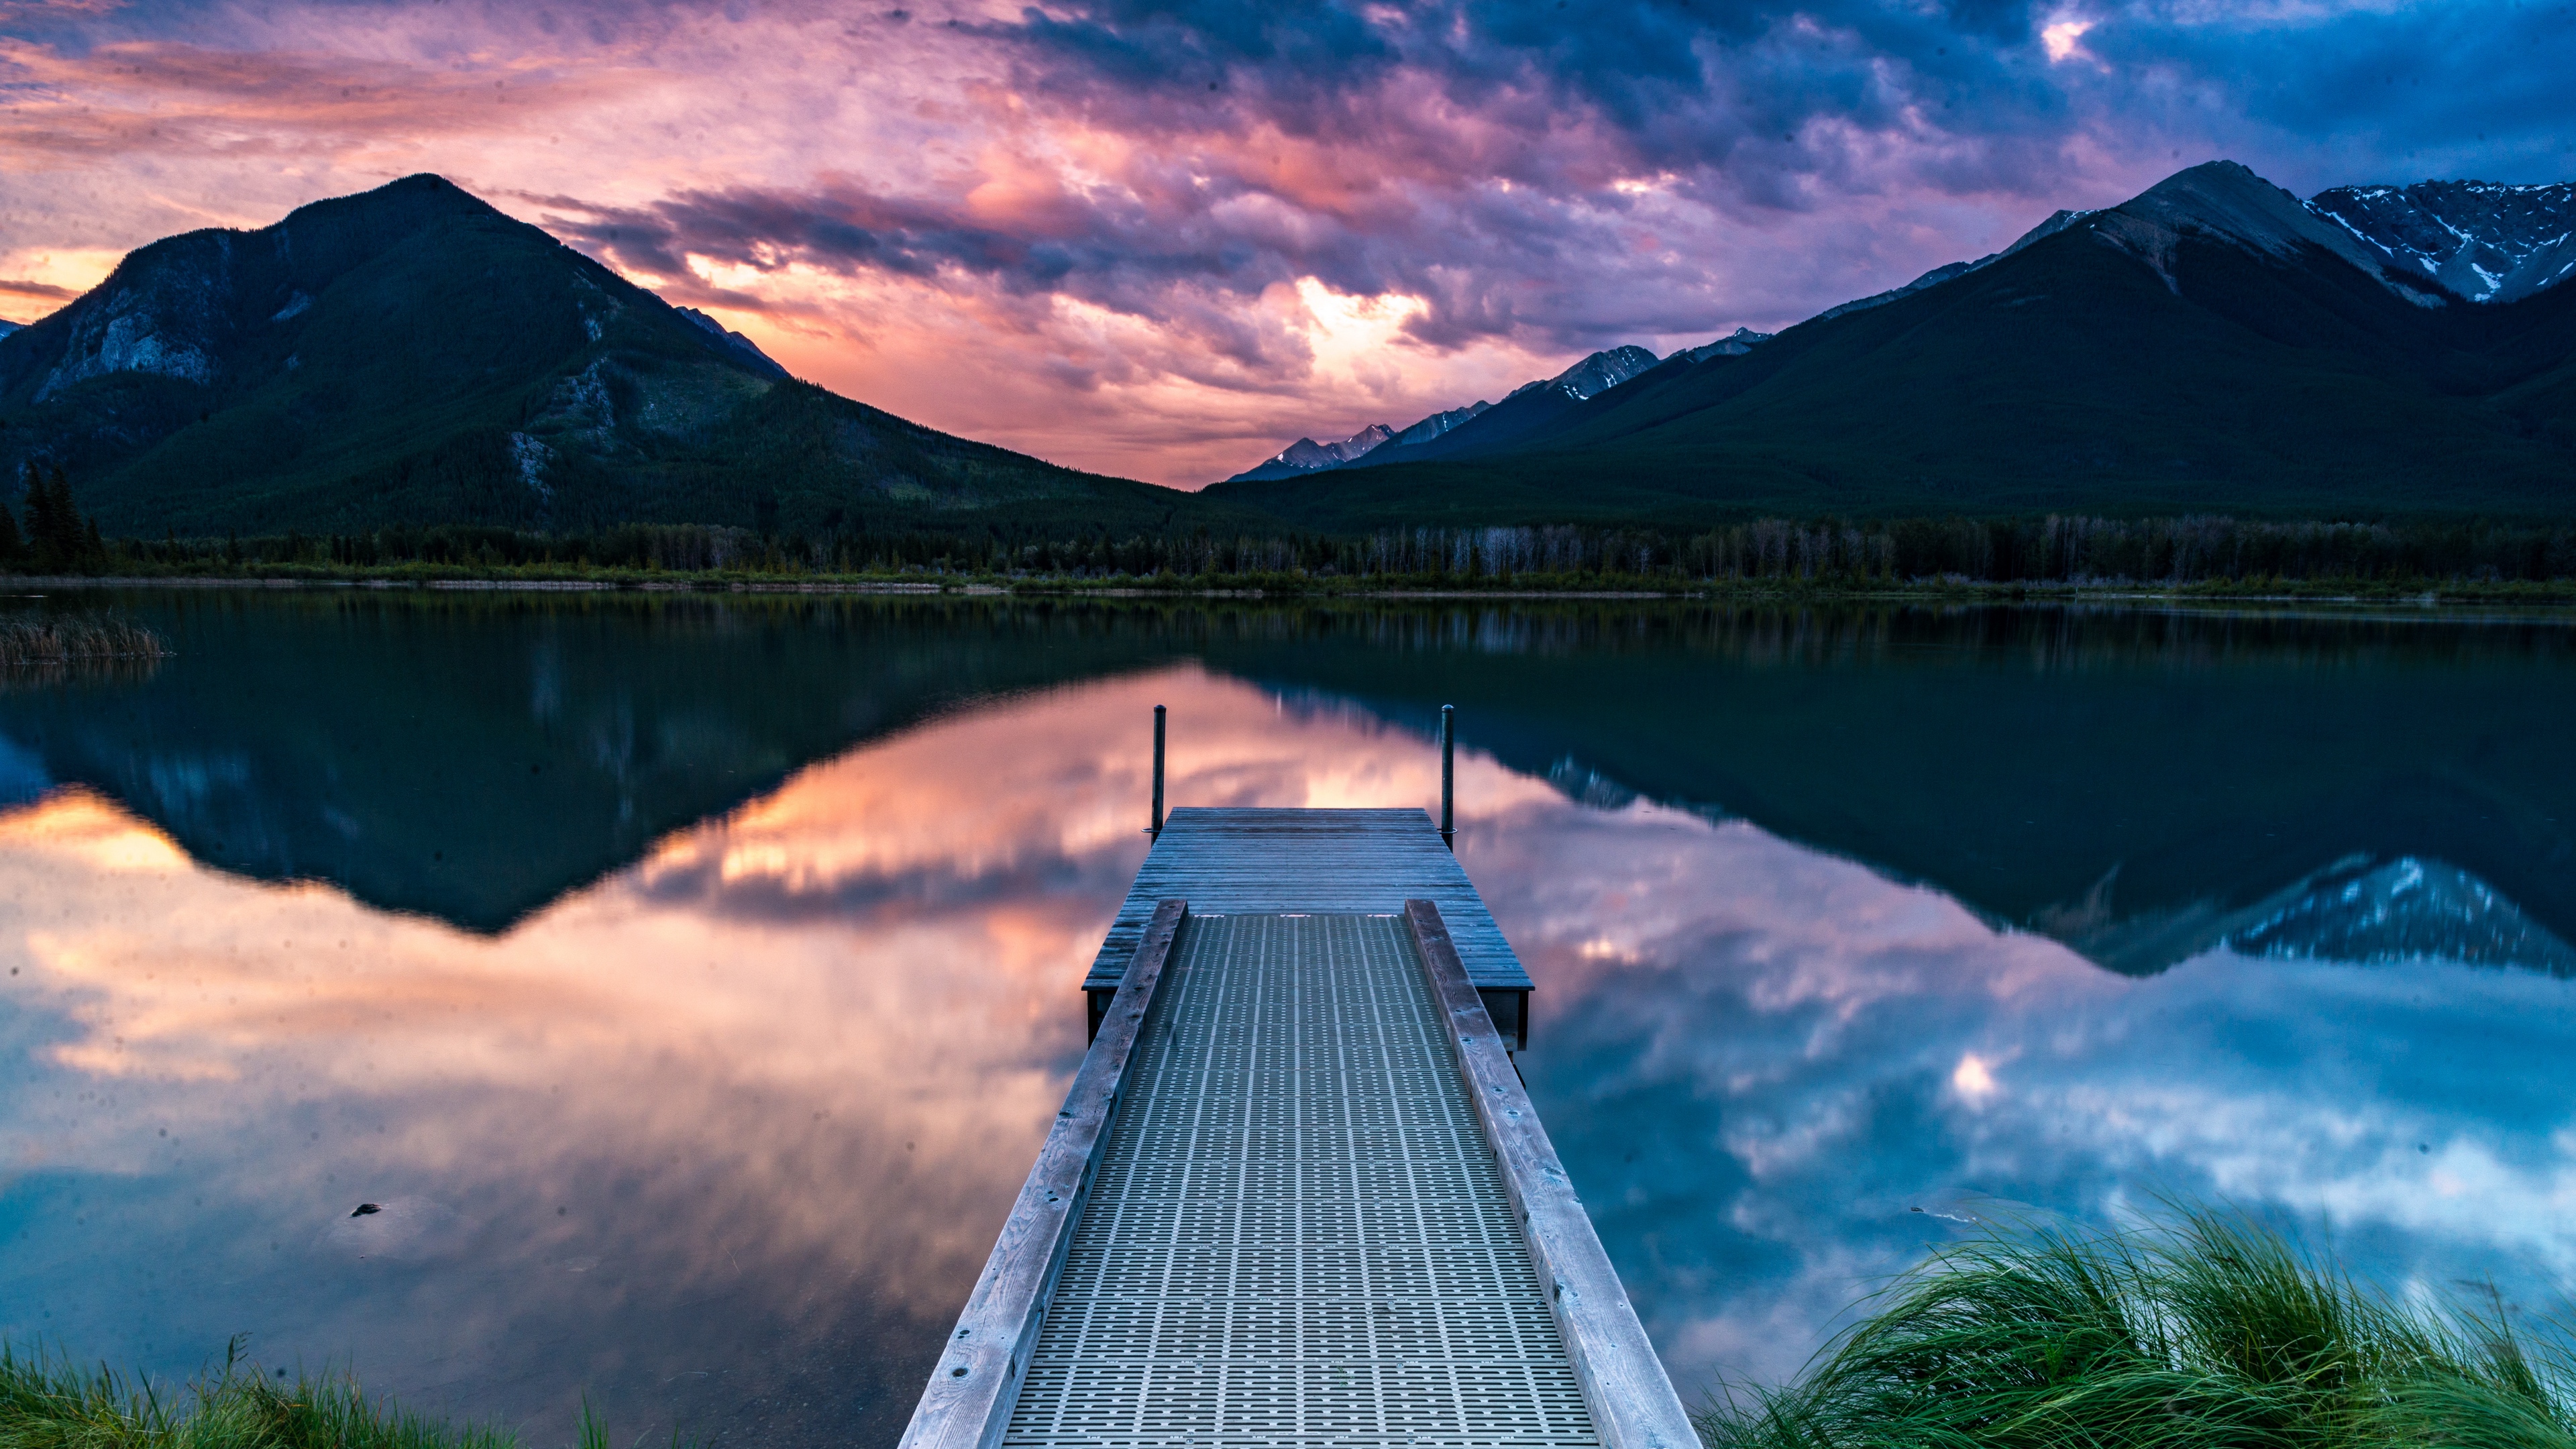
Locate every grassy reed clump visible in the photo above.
<box><xmin>0</xmin><ymin>1338</ymin><xmax>521</xmax><ymax>1449</ymax></box>
<box><xmin>0</xmin><ymin>616</ymin><xmax>170</xmax><ymax>667</ymax></box>
<box><xmin>1697</xmin><ymin>1210</ymin><xmax>2575</xmax><ymax>1449</ymax></box>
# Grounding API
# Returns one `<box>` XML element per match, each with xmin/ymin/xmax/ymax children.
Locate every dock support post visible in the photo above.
<box><xmin>1440</xmin><ymin>704</ymin><xmax>1456</xmax><ymax>851</ymax></box>
<box><xmin>1150</xmin><ymin>704</ymin><xmax>1166</xmax><ymax>841</ymax></box>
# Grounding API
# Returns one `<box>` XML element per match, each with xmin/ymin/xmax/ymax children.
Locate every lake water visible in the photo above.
<box><xmin>1</xmin><ymin>592</ymin><xmax>2571</xmax><ymax>1446</ymax></box>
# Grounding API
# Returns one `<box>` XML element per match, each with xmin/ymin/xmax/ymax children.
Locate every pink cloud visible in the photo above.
<box><xmin>1</xmin><ymin>0</ymin><xmax>2563</xmax><ymax>484</ymax></box>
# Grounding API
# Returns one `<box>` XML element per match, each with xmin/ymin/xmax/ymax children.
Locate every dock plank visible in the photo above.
<box><xmin>1082</xmin><ymin>808</ymin><xmax>1532</xmax><ymax>994</ymax></box>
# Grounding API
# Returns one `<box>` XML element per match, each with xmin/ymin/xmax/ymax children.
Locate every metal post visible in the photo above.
<box><xmin>1439</xmin><ymin>704</ymin><xmax>1455</xmax><ymax>851</ymax></box>
<box><xmin>1150</xmin><ymin>704</ymin><xmax>1166</xmax><ymax>841</ymax></box>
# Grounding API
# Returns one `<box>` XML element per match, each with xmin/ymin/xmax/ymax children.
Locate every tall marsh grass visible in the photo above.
<box><xmin>0</xmin><ymin>616</ymin><xmax>168</xmax><ymax>667</ymax></box>
<box><xmin>0</xmin><ymin>1340</ymin><xmax>519</xmax><ymax>1449</ymax></box>
<box><xmin>1697</xmin><ymin>1211</ymin><xmax>2575</xmax><ymax>1449</ymax></box>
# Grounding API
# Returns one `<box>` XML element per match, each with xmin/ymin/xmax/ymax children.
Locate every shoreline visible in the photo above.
<box><xmin>3</xmin><ymin>571</ymin><xmax>2574</xmax><ymax>609</ymax></box>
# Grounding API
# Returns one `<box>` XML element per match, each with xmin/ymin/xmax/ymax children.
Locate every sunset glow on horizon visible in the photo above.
<box><xmin>3</xmin><ymin>0</ymin><xmax>2569</xmax><ymax>485</ymax></box>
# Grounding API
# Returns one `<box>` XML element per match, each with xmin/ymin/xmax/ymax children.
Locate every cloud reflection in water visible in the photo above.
<box><xmin>0</xmin><ymin>662</ymin><xmax>2567</xmax><ymax>1443</ymax></box>
<box><xmin>1483</xmin><ymin>802</ymin><xmax>2576</xmax><ymax>1388</ymax></box>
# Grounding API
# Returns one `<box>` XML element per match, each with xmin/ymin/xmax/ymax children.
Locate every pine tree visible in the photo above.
<box><xmin>0</xmin><ymin>468</ymin><xmax>25</xmax><ymax>568</ymax></box>
<box><xmin>20</xmin><ymin>463</ymin><xmax>57</xmax><ymax>571</ymax></box>
<box><xmin>19</xmin><ymin>466</ymin><xmax>99</xmax><ymax>574</ymax></box>
<box><xmin>48</xmin><ymin>468</ymin><xmax>80</xmax><ymax>566</ymax></box>
<box><xmin>28</xmin><ymin>467</ymin><xmax>72</xmax><ymax>572</ymax></box>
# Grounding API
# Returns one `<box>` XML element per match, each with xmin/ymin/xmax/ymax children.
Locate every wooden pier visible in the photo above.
<box><xmin>900</xmin><ymin>805</ymin><xmax>1691</xmax><ymax>1449</ymax></box>
<box><xmin>1083</xmin><ymin>809</ymin><xmax>1536</xmax><ymax>1051</ymax></box>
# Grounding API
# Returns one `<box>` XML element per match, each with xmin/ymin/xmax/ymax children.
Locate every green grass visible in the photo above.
<box><xmin>1697</xmin><ymin>1210</ymin><xmax>2575</xmax><ymax>1449</ymax></box>
<box><xmin>0</xmin><ymin>1338</ymin><xmax>531</xmax><ymax>1449</ymax></box>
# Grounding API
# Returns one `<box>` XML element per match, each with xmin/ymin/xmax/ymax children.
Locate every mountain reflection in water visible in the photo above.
<box><xmin>0</xmin><ymin>600</ymin><xmax>2569</xmax><ymax>1446</ymax></box>
<box><xmin>7</xmin><ymin>595</ymin><xmax>2576</xmax><ymax>975</ymax></box>
<box><xmin>0</xmin><ymin>668</ymin><xmax>1560</xmax><ymax>1446</ymax></box>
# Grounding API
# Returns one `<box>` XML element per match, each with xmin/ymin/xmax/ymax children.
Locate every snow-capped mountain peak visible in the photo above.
<box><xmin>1547</xmin><ymin>345</ymin><xmax>1660</xmax><ymax>400</ymax></box>
<box><xmin>1257</xmin><ymin>423</ymin><xmax>1395</xmax><ymax>472</ymax></box>
<box><xmin>1682</xmin><ymin>327</ymin><xmax>1772</xmax><ymax>362</ymax></box>
<box><xmin>2306</xmin><ymin>180</ymin><xmax>2576</xmax><ymax>303</ymax></box>
<box><xmin>1391</xmin><ymin>401</ymin><xmax>1489</xmax><ymax>447</ymax></box>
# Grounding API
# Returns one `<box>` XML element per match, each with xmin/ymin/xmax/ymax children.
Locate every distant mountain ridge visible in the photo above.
<box><xmin>674</xmin><ymin>307</ymin><xmax>790</xmax><ymax>378</ymax></box>
<box><xmin>1680</xmin><ymin>328</ymin><xmax>1772</xmax><ymax>362</ymax></box>
<box><xmin>1214</xmin><ymin>207</ymin><xmax>2101</xmax><ymax>486</ymax></box>
<box><xmin>2308</xmin><ymin>181</ymin><xmax>2576</xmax><ymax>303</ymax></box>
<box><xmin>1815</xmin><ymin>208</ymin><xmax>2094</xmax><ymax>322</ymax></box>
<box><xmin>1223</xmin><ymin>164</ymin><xmax>2576</xmax><ymax>504</ymax></box>
<box><xmin>1206</xmin><ymin>160</ymin><xmax>2576</xmax><ymax>526</ymax></box>
<box><xmin>0</xmin><ymin>176</ymin><xmax>1243</xmax><ymax>537</ymax></box>
<box><xmin>1222</xmin><ymin>341</ymin><xmax>1675</xmax><ymax>483</ymax></box>
<box><xmin>1227</xmin><ymin>423</ymin><xmax>1398</xmax><ymax>482</ymax></box>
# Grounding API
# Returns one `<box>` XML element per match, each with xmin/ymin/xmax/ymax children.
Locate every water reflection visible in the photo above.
<box><xmin>9</xmin><ymin>594</ymin><xmax>2575</xmax><ymax>978</ymax></box>
<box><xmin>0</xmin><ymin>616</ymin><xmax>2569</xmax><ymax>1445</ymax></box>
<box><xmin>1483</xmin><ymin>802</ymin><xmax>2576</xmax><ymax>1388</ymax></box>
<box><xmin>0</xmin><ymin>666</ymin><xmax>1551</xmax><ymax>1445</ymax></box>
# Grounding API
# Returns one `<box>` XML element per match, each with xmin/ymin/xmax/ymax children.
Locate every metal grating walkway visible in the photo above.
<box><xmin>1005</xmin><ymin>913</ymin><xmax>1597</xmax><ymax>1448</ymax></box>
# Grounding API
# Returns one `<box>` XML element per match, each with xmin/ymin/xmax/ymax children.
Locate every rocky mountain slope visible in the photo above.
<box><xmin>1216</xmin><ymin>209</ymin><xmax>2092</xmax><ymax>487</ymax></box>
<box><xmin>1226</xmin><ymin>423</ymin><xmax>1399</xmax><ymax>482</ymax></box>
<box><xmin>0</xmin><ymin>176</ymin><xmax>1244</xmax><ymax>537</ymax></box>
<box><xmin>2310</xmin><ymin>182</ymin><xmax>2576</xmax><ymax>304</ymax></box>
<box><xmin>1208</xmin><ymin>161</ymin><xmax>2576</xmax><ymax>527</ymax></box>
<box><xmin>1224</xmin><ymin>343</ymin><xmax>1672</xmax><ymax>483</ymax></box>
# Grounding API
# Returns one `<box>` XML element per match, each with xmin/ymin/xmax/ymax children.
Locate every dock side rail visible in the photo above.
<box><xmin>896</xmin><ymin>898</ymin><xmax>1188</xmax><ymax>1449</ymax></box>
<box><xmin>1405</xmin><ymin>898</ymin><xmax>1699</xmax><ymax>1449</ymax></box>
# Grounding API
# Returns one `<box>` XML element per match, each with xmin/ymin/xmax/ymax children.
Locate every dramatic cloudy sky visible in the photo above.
<box><xmin>1</xmin><ymin>0</ymin><xmax>2570</xmax><ymax>484</ymax></box>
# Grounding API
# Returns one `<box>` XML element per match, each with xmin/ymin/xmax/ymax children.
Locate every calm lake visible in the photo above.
<box><xmin>1</xmin><ymin>591</ymin><xmax>2571</xmax><ymax>1446</ymax></box>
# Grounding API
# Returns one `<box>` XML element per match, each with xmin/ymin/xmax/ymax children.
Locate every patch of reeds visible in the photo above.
<box><xmin>0</xmin><ymin>1338</ymin><xmax>520</xmax><ymax>1449</ymax></box>
<box><xmin>1697</xmin><ymin>1210</ymin><xmax>2575</xmax><ymax>1449</ymax></box>
<box><xmin>0</xmin><ymin>616</ymin><xmax>169</xmax><ymax>667</ymax></box>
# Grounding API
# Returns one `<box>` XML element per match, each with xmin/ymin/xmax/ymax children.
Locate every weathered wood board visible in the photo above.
<box><xmin>898</xmin><ymin>900</ymin><xmax>1187</xmax><ymax>1449</ymax></box>
<box><xmin>1407</xmin><ymin>898</ymin><xmax>1699</xmax><ymax>1449</ymax></box>
<box><xmin>1081</xmin><ymin>807</ymin><xmax>1532</xmax><ymax>994</ymax></box>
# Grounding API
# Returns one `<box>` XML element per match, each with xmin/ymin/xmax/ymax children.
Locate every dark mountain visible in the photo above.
<box><xmin>0</xmin><ymin>591</ymin><xmax>1186</xmax><ymax>932</ymax></box>
<box><xmin>2310</xmin><ymin>181</ymin><xmax>2576</xmax><ymax>304</ymax></box>
<box><xmin>672</xmin><ymin>306</ymin><xmax>790</xmax><ymax>378</ymax></box>
<box><xmin>1678</xmin><ymin>328</ymin><xmax>1772</xmax><ymax>363</ymax></box>
<box><xmin>1389</xmin><ymin>401</ymin><xmax>1489</xmax><ymax>447</ymax></box>
<box><xmin>1811</xmin><ymin>208</ymin><xmax>2094</xmax><ymax>322</ymax></box>
<box><xmin>1191</xmin><ymin>603</ymin><xmax>2576</xmax><ymax>978</ymax></box>
<box><xmin>1208</xmin><ymin>162</ymin><xmax>2576</xmax><ymax>529</ymax></box>
<box><xmin>0</xmin><ymin>176</ymin><xmax>1246</xmax><ymax>537</ymax></box>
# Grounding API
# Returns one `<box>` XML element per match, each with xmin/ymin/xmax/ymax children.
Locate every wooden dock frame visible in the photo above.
<box><xmin>1089</xmin><ymin>977</ymin><xmax>1529</xmax><ymax>1053</ymax></box>
<box><xmin>1081</xmin><ymin>807</ymin><xmax>1536</xmax><ymax>1052</ymax></box>
<box><xmin>898</xmin><ymin>899</ymin><xmax>1189</xmax><ymax>1449</ymax></box>
<box><xmin>901</xmin><ymin>810</ymin><xmax>1693</xmax><ymax>1449</ymax></box>
<box><xmin>1403</xmin><ymin>898</ymin><xmax>1695</xmax><ymax>1449</ymax></box>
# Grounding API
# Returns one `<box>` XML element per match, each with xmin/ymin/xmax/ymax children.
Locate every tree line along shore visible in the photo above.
<box><xmin>12</xmin><ymin>519</ymin><xmax>2576</xmax><ymax>598</ymax></box>
<box><xmin>15</xmin><ymin>462</ymin><xmax>2576</xmax><ymax>594</ymax></box>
